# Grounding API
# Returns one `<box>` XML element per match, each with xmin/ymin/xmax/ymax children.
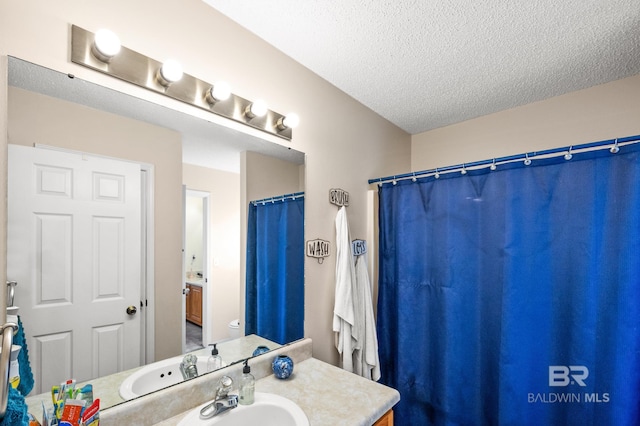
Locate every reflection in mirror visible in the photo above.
<box><xmin>6</xmin><ymin>57</ymin><xmax>305</xmax><ymax>415</ymax></box>
<box><xmin>246</xmin><ymin>192</ymin><xmax>305</xmax><ymax>345</ymax></box>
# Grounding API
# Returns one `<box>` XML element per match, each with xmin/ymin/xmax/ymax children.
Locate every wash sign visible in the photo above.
<box><xmin>307</xmin><ymin>239</ymin><xmax>330</xmax><ymax>263</ymax></box>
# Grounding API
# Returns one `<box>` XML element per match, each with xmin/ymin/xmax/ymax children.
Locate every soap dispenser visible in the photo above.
<box><xmin>207</xmin><ymin>343</ymin><xmax>223</xmax><ymax>372</ymax></box>
<box><xmin>239</xmin><ymin>359</ymin><xmax>255</xmax><ymax>406</ymax></box>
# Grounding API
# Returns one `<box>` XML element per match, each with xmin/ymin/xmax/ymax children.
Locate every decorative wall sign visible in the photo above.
<box><xmin>329</xmin><ymin>188</ymin><xmax>350</xmax><ymax>207</ymax></box>
<box><xmin>352</xmin><ymin>239</ymin><xmax>367</xmax><ymax>256</ymax></box>
<box><xmin>306</xmin><ymin>238</ymin><xmax>330</xmax><ymax>264</ymax></box>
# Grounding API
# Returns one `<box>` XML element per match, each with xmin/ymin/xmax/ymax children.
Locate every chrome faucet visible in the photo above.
<box><xmin>199</xmin><ymin>376</ymin><xmax>239</xmax><ymax>419</ymax></box>
<box><xmin>180</xmin><ymin>354</ymin><xmax>199</xmax><ymax>380</ymax></box>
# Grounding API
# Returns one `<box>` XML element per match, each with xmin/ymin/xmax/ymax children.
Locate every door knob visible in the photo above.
<box><xmin>126</xmin><ymin>305</ymin><xmax>137</xmax><ymax>315</ymax></box>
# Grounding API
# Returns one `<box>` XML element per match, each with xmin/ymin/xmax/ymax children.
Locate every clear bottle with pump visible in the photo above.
<box><xmin>239</xmin><ymin>359</ymin><xmax>255</xmax><ymax>405</ymax></box>
<box><xmin>206</xmin><ymin>343</ymin><xmax>223</xmax><ymax>372</ymax></box>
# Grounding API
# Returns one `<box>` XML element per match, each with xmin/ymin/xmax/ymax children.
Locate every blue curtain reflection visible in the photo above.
<box><xmin>245</xmin><ymin>195</ymin><xmax>304</xmax><ymax>345</ymax></box>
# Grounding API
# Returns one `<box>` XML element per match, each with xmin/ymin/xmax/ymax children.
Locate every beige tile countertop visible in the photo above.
<box><xmin>158</xmin><ymin>357</ymin><xmax>400</xmax><ymax>426</ymax></box>
<box><xmin>95</xmin><ymin>338</ymin><xmax>399</xmax><ymax>425</ymax></box>
<box><xmin>25</xmin><ymin>334</ymin><xmax>280</xmax><ymax>424</ymax></box>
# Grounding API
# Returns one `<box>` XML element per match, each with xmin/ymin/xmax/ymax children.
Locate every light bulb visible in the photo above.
<box><xmin>245</xmin><ymin>100</ymin><xmax>268</xmax><ymax>118</ymax></box>
<box><xmin>282</xmin><ymin>113</ymin><xmax>300</xmax><ymax>129</ymax></box>
<box><xmin>210</xmin><ymin>81</ymin><xmax>231</xmax><ymax>102</ymax></box>
<box><xmin>158</xmin><ymin>59</ymin><xmax>183</xmax><ymax>85</ymax></box>
<box><xmin>92</xmin><ymin>29</ymin><xmax>121</xmax><ymax>62</ymax></box>
<box><xmin>277</xmin><ymin>113</ymin><xmax>300</xmax><ymax>130</ymax></box>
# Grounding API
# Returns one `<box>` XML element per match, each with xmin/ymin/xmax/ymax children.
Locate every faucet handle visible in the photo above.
<box><xmin>216</xmin><ymin>375</ymin><xmax>233</xmax><ymax>397</ymax></box>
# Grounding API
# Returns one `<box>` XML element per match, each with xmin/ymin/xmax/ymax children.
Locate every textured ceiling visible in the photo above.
<box><xmin>205</xmin><ymin>0</ymin><xmax>640</xmax><ymax>135</ymax></box>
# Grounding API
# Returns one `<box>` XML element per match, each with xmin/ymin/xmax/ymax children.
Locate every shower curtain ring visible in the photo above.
<box><xmin>490</xmin><ymin>158</ymin><xmax>497</xmax><ymax>171</ymax></box>
<box><xmin>610</xmin><ymin>138</ymin><xmax>620</xmax><ymax>154</ymax></box>
<box><xmin>564</xmin><ymin>146</ymin><xmax>573</xmax><ymax>160</ymax></box>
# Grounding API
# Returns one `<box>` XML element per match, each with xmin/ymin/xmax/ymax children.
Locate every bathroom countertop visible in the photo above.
<box><xmin>156</xmin><ymin>357</ymin><xmax>400</xmax><ymax>426</ymax></box>
<box><xmin>25</xmin><ymin>334</ymin><xmax>280</xmax><ymax>424</ymax></box>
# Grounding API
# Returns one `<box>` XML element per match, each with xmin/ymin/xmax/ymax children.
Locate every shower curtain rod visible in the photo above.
<box><xmin>368</xmin><ymin>134</ymin><xmax>640</xmax><ymax>185</ymax></box>
<box><xmin>251</xmin><ymin>191</ymin><xmax>304</xmax><ymax>205</ymax></box>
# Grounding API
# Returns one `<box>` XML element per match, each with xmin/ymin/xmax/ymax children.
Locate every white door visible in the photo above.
<box><xmin>7</xmin><ymin>145</ymin><xmax>142</xmax><ymax>394</ymax></box>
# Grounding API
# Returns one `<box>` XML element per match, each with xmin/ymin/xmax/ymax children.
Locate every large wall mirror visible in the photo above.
<box><xmin>5</xmin><ymin>57</ymin><xmax>305</xmax><ymax>414</ymax></box>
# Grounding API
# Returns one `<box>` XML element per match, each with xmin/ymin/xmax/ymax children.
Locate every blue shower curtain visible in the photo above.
<box><xmin>245</xmin><ymin>196</ymin><xmax>304</xmax><ymax>345</ymax></box>
<box><xmin>377</xmin><ymin>144</ymin><xmax>640</xmax><ymax>425</ymax></box>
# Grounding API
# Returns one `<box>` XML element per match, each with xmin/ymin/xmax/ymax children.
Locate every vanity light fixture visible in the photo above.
<box><xmin>156</xmin><ymin>59</ymin><xmax>183</xmax><ymax>87</ymax></box>
<box><xmin>205</xmin><ymin>81</ymin><xmax>232</xmax><ymax>104</ymax></box>
<box><xmin>276</xmin><ymin>113</ymin><xmax>300</xmax><ymax>131</ymax></box>
<box><xmin>71</xmin><ymin>25</ymin><xmax>296</xmax><ymax>140</ymax></box>
<box><xmin>245</xmin><ymin>100</ymin><xmax>268</xmax><ymax>119</ymax></box>
<box><xmin>92</xmin><ymin>29</ymin><xmax>121</xmax><ymax>62</ymax></box>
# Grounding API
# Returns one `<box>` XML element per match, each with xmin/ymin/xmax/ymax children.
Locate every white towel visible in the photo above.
<box><xmin>354</xmin><ymin>254</ymin><xmax>381</xmax><ymax>381</ymax></box>
<box><xmin>333</xmin><ymin>206</ymin><xmax>357</xmax><ymax>372</ymax></box>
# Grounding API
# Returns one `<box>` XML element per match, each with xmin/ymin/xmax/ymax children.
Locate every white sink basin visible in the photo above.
<box><xmin>119</xmin><ymin>356</ymin><xmax>210</xmax><ymax>400</ymax></box>
<box><xmin>177</xmin><ymin>392</ymin><xmax>309</xmax><ymax>426</ymax></box>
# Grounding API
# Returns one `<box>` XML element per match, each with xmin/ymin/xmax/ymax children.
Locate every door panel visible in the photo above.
<box><xmin>8</xmin><ymin>144</ymin><xmax>142</xmax><ymax>394</ymax></box>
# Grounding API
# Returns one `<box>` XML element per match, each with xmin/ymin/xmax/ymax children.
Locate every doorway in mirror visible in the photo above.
<box><xmin>183</xmin><ymin>190</ymin><xmax>209</xmax><ymax>353</ymax></box>
<box><xmin>185</xmin><ymin>321</ymin><xmax>204</xmax><ymax>352</ymax></box>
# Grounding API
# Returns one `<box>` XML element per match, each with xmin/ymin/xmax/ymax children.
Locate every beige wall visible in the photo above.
<box><xmin>0</xmin><ymin>0</ymin><xmax>411</xmax><ymax>368</ymax></box>
<box><xmin>243</xmin><ymin>151</ymin><xmax>304</xmax><ymax>201</ymax></box>
<box><xmin>412</xmin><ymin>74</ymin><xmax>640</xmax><ymax>170</ymax></box>
<box><xmin>183</xmin><ymin>164</ymin><xmax>241</xmax><ymax>344</ymax></box>
<box><xmin>8</xmin><ymin>86</ymin><xmax>184</xmax><ymax>361</ymax></box>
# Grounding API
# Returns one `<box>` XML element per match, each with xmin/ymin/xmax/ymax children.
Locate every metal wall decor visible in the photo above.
<box><xmin>306</xmin><ymin>239</ymin><xmax>330</xmax><ymax>264</ymax></box>
<box><xmin>329</xmin><ymin>188</ymin><xmax>349</xmax><ymax>207</ymax></box>
<box><xmin>351</xmin><ymin>239</ymin><xmax>367</xmax><ymax>256</ymax></box>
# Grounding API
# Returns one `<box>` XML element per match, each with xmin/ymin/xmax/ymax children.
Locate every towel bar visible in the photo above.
<box><xmin>0</xmin><ymin>322</ymin><xmax>18</xmax><ymax>420</ymax></box>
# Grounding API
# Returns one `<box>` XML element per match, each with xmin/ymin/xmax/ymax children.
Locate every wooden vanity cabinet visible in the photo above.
<box><xmin>185</xmin><ymin>283</ymin><xmax>203</xmax><ymax>326</ymax></box>
<box><xmin>373</xmin><ymin>409</ymin><xmax>394</xmax><ymax>426</ymax></box>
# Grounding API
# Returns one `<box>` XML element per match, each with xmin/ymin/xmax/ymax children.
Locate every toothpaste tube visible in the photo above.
<box><xmin>59</xmin><ymin>399</ymin><xmax>85</xmax><ymax>426</ymax></box>
<box><xmin>81</xmin><ymin>398</ymin><xmax>100</xmax><ymax>426</ymax></box>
